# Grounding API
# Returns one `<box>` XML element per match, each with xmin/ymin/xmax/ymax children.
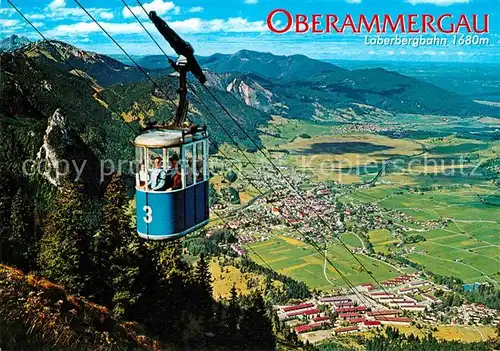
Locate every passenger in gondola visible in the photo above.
<box><xmin>148</xmin><ymin>156</ymin><xmax>167</xmax><ymax>191</ymax></box>
<box><xmin>166</xmin><ymin>154</ymin><xmax>182</xmax><ymax>191</ymax></box>
<box><xmin>137</xmin><ymin>164</ymin><xmax>148</xmax><ymax>188</ymax></box>
<box><xmin>196</xmin><ymin>160</ymin><xmax>204</xmax><ymax>182</ymax></box>
<box><xmin>186</xmin><ymin>158</ymin><xmax>194</xmax><ymax>186</ymax></box>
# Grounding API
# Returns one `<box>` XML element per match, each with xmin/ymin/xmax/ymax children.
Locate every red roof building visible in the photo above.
<box><xmin>336</xmin><ymin>306</ymin><xmax>368</xmax><ymax>313</ymax></box>
<box><xmin>375</xmin><ymin>316</ymin><xmax>412</xmax><ymax>325</ymax></box>
<box><xmin>422</xmin><ymin>293</ymin><xmax>438</xmax><ymax>302</ymax></box>
<box><xmin>339</xmin><ymin>312</ymin><xmax>361</xmax><ymax>319</ymax></box>
<box><xmin>359</xmin><ymin>283</ymin><xmax>376</xmax><ymax>291</ymax></box>
<box><xmin>371</xmin><ymin>292</ymin><xmax>395</xmax><ymax>297</ymax></box>
<box><xmin>283</xmin><ymin>303</ymin><xmax>314</xmax><ymax>312</ymax></box>
<box><xmin>364</xmin><ymin>320</ymin><xmax>382</xmax><ymax>327</ymax></box>
<box><xmin>334</xmin><ymin>326</ymin><xmax>358</xmax><ymax>334</ymax></box>
<box><xmin>295</xmin><ymin>325</ymin><xmax>312</xmax><ymax>333</ymax></box>
<box><xmin>347</xmin><ymin>318</ymin><xmax>366</xmax><ymax>324</ymax></box>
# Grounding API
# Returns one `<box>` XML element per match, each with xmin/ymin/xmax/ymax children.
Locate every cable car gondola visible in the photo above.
<box><xmin>135</xmin><ymin>11</ymin><xmax>209</xmax><ymax>240</ymax></box>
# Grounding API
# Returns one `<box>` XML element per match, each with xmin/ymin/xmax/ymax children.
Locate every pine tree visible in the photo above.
<box><xmin>9</xmin><ymin>188</ymin><xmax>37</xmax><ymax>270</ymax></box>
<box><xmin>141</xmin><ymin>241</ymin><xmax>192</xmax><ymax>342</ymax></box>
<box><xmin>226</xmin><ymin>283</ymin><xmax>240</xmax><ymax>338</ymax></box>
<box><xmin>229</xmin><ymin>283</ymin><xmax>238</xmax><ymax>308</ymax></box>
<box><xmin>194</xmin><ymin>253</ymin><xmax>214</xmax><ymax>332</ymax></box>
<box><xmin>97</xmin><ymin>173</ymin><xmax>151</xmax><ymax>317</ymax></box>
<box><xmin>38</xmin><ymin>182</ymin><xmax>95</xmax><ymax>295</ymax></box>
<box><xmin>195</xmin><ymin>253</ymin><xmax>213</xmax><ymax>298</ymax></box>
<box><xmin>0</xmin><ymin>166</ymin><xmax>13</xmax><ymax>264</ymax></box>
<box><xmin>239</xmin><ymin>292</ymin><xmax>275</xmax><ymax>350</ymax></box>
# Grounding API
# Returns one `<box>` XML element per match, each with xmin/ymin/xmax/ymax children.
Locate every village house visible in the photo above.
<box><xmin>358</xmin><ymin>283</ymin><xmax>377</xmax><ymax>292</ymax></box>
<box><xmin>375</xmin><ymin>316</ymin><xmax>412</xmax><ymax>326</ymax></box>
<box><xmin>362</xmin><ymin>320</ymin><xmax>382</xmax><ymax>329</ymax></box>
<box><xmin>409</xmin><ymin>280</ymin><xmax>429</xmax><ymax>288</ymax></box>
<box><xmin>319</xmin><ymin>296</ymin><xmax>352</xmax><ymax>304</ymax></box>
<box><xmin>312</xmin><ymin>316</ymin><xmax>330</xmax><ymax>324</ymax></box>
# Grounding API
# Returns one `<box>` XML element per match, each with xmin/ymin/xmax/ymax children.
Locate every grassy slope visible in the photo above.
<box><xmin>0</xmin><ymin>264</ymin><xmax>163</xmax><ymax>350</ymax></box>
<box><xmin>209</xmin><ymin>258</ymin><xmax>284</xmax><ymax>299</ymax></box>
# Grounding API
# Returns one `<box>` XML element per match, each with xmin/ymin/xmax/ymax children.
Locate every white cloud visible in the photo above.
<box><xmin>27</xmin><ymin>14</ymin><xmax>47</xmax><ymax>20</ymax></box>
<box><xmin>222</xmin><ymin>17</ymin><xmax>266</xmax><ymax>32</ymax></box>
<box><xmin>45</xmin><ymin>16</ymin><xmax>267</xmax><ymax>38</ymax></box>
<box><xmin>244</xmin><ymin>0</ymin><xmax>258</xmax><ymax>4</ymax></box>
<box><xmin>48</xmin><ymin>0</ymin><xmax>66</xmax><ymax>10</ymax></box>
<box><xmin>31</xmin><ymin>6</ymin><xmax>114</xmax><ymax>22</ymax></box>
<box><xmin>122</xmin><ymin>0</ymin><xmax>176</xmax><ymax>19</ymax></box>
<box><xmin>0</xmin><ymin>8</ymin><xmax>15</xmax><ymax>17</ymax></box>
<box><xmin>46</xmin><ymin>21</ymin><xmax>144</xmax><ymax>37</ymax></box>
<box><xmin>346</xmin><ymin>0</ymin><xmax>362</xmax><ymax>3</ymax></box>
<box><xmin>188</xmin><ymin>6</ymin><xmax>204</xmax><ymax>13</ymax></box>
<box><xmin>406</xmin><ymin>0</ymin><xmax>470</xmax><ymax>5</ymax></box>
<box><xmin>100</xmin><ymin>11</ymin><xmax>114</xmax><ymax>20</ymax></box>
<box><xmin>32</xmin><ymin>22</ymin><xmax>46</xmax><ymax>27</ymax></box>
<box><xmin>169</xmin><ymin>18</ymin><xmax>202</xmax><ymax>33</ymax></box>
<box><xmin>0</xmin><ymin>19</ymin><xmax>20</xmax><ymax>27</ymax></box>
<box><xmin>173</xmin><ymin>6</ymin><xmax>180</xmax><ymax>15</ymax></box>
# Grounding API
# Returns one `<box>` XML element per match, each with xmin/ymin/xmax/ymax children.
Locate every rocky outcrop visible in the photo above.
<box><xmin>36</xmin><ymin>109</ymin><xmax>103</xmax><ymax>195</ymax></box>
<box><xmin>36</xmin><ymin>109</ymin><xmax>70</xmax><ymax>186</ymax></box>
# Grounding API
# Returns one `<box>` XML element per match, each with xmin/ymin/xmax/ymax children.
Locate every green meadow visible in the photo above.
<box><xmin>248</xmin><ymin>235</ymin><xmax>408</xmax><ymax>291</ymax></box>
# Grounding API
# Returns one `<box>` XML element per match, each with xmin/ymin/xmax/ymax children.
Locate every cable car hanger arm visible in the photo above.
<box><xmin>147</xmin><ymin>11</ymin><xmax>206</xmax><ymax>128</ymax></box>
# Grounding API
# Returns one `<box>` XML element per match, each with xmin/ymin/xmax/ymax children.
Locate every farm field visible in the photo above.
<box><xmin>394</xmin><ymin>325</ymin><xmax>497</xmax><ymax>343</ymax></box>
<box><xmin>331</xmin><ymin>131</ymin><xmax>499</xmax><ymax>285</ymax></box>
<box><xmin>368</xmin><ymin>229</ymin><xmax>398</xmax><ymax>254</ymax></box>
<box><xmin>248</xmin><ymin>235</ymin><xmax>409</xmax><ymax>291</ymax></box>
<box><xmin>343</xmin><ymin>183</ymin><xmax>499</xmax><ymax>284</ymax></box>
<box><xmin>225</xmin><ymin>117</ymin><xmax>500</xmax><ymax>288</ymax></box>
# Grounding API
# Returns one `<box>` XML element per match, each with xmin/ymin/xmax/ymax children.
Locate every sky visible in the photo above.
<box><xmin>0</xmin><ymin>0</ymin><xmax>498</xmax><ymax>62</ymax></box>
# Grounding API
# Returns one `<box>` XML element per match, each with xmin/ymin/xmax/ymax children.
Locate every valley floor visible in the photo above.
<box><xmin>214</xmin><ymin>115</ymin><xmax>499</xmax><ymax>290</ymax></box>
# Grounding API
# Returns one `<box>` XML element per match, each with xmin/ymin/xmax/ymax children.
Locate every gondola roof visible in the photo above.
<box><xmin>135</xmin><ymin>130</ymin><xmax>187</xmax><ymax>148</ymax></box>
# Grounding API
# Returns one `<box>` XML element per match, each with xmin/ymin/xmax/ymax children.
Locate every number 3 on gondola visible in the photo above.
<box><xmin>143</xmin><ymin>206</ymin><xmax>153</xmax><ymax>224</ymax></box>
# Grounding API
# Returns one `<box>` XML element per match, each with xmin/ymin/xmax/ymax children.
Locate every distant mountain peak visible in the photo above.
<box><xmin>27</xmin><ymin>40</ymin><xmax>105</xmax><ymax>63</ymax></box>
<box><xmin>196</xmin><ymin>50</ymin><xmax>347</xmax><ymax>80</ymax></box>
<box><xmin>0</xmin><ymin>34</ymin><xmax>30</xmax><ymax>53</ymax></box>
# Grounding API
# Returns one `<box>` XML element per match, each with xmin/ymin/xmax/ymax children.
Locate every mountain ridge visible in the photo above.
<box><xmin>137</xmin><ymin>49</ymin><xmax>348</xmax><ymax>80</ymax></box>
<box><xmin>21</xmin><ymin>40</ymin><xmax>164</xmax><ymax>87</ymax></box>
<box><xmin>137</xmin><ymin>49</ymin><xmax>498</xmax><ymax>118</ymax></box>
<box><xmin>0</xmin><ymin>34</ymin><xmax>30</xmax><ymax>52</ymax></box>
